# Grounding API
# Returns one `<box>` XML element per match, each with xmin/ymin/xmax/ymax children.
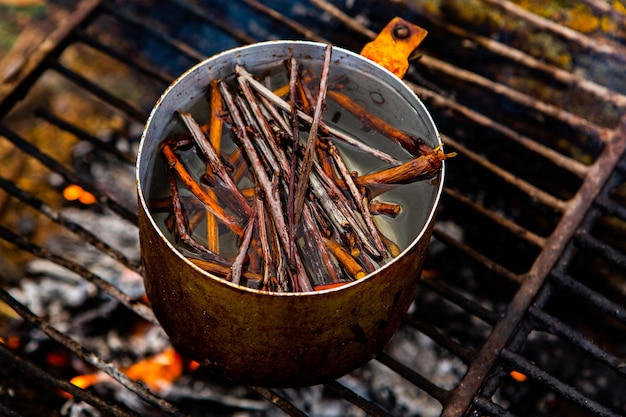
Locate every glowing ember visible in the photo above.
<box><xmin>510</xmin><ymin>370</ymin><xmax>528</xmax><ymax>382</ymax></box>
<box><xmin>68</xmin><ymin>347</ymin><xmax>197</xmax><ymax>394</ymax></box>
<box><xmin>62</xmin><ymin>184</ymin><xmax>97</xmax><ymax>205</ymax></box>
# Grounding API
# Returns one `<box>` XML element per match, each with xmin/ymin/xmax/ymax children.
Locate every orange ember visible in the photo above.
<box><xmin>62</xmin><ymin>184</ymin><xmax>97</xmax><ymax>205</ymax></box>
<box><xmin>510</xmin><ymin>370</ymin><xmax>528</xmax><ymax>382</ymax></box>
<box><xmin>68</xmin><ymin>347</ymin><xmax>197</xmax><ymax>394</ymax></box>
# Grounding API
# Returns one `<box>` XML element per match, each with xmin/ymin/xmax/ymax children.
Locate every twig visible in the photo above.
<box><xmin>219</xmin><ymin>80</ymin><xmax>313</xmax><ymax>292</ymax></box>
<box><xmin>228</xmin><ymin>208</ymin><xmax>257</xmax><ymax>285</ymax></box>
<box><xmin>354</xmin><ymin>145</ymin><xmax>455</xmax><ymax>191</ymax></box>
<box><xmin>168</xmin><ymin>172</ymin><xmax>229</xmax><ymax>265</ymax></box>
<box><xmin>234</xmin><ymin>65</ymin><xmax>401</xmax><ymax>165</ymax></box>
<box><xmin>162</xmin><ymin>144</ymin><xmax>244</xmax><ymax>236</ymax></box>
<box><xmin>206</xmin><ymin>80</ymin><xmax>225</xmax><ymax>252</ymax></box>
<box><xmin>177</xmin><ymin>110</ymin><xmax>253</xmax><ymax>218</ymax></box>
<box><xmin>293</xmin><ymin>44</ymin><xmax>332</xmax><ymax>227</ymax></box>
<box><xmin>327</xmin><ymin>89</ymin><xmax>433</xmax><ymax>156</ymax></box>
<box><xmin>323</xmin><ymin>237</ymin><xmax>366</xmax><ymax>280</ymax></box>
<box><xmin>327</xmin><ymin>140</ymin><xmax>386</xmax><ymax>256</ymax></box>
<box><xmin>369</xmin><ymin>200</ymin><xmax>401</xmax><ymax>217</ymax></box>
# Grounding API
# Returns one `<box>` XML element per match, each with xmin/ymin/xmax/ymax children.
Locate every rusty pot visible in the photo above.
<box><xmin>136</xmin><ymin>38</ymin><xmax>444</xmax><ymax>386</ymax></box>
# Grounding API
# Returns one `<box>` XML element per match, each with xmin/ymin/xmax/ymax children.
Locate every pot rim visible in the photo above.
<box><xmin>136</xmin><ymin>40</ymin><xmax>445</xmax><ymax>296</ymax></box>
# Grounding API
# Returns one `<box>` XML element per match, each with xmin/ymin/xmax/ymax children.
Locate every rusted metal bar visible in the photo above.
<box><xmin>550</xmin><ymin>271</ymin><xmax>626</xmax><ymax>325</ymax></box>
<box><xmin>417</xmin><ymin>55</ymin><xmax>612</xmax><ymax>143</ymax></box>
<box><xmin>500</xmin><ymin>349</ymin><xmax>622</xmax><ymax>417</ymax></box>
<box><xmin>34</xmin><ymin>108</ymin><xmax>135</xmax><ymax>164</ymax></box>
<box><xmin>444</xmin><ymin>187</ymin><xmax>547</xmax><ymax>248</ymax></box>
<box><xmin>440</xmin><ymin>117</ymin><xmax>626</xmax><ymax>416</ymax></box>
<box><xmin>410</xmin><ymin>11</ymin><xmax>626</xmax><ymax>110</ymax></box>
<box><xmin>49</xmin><ymin>61</ymin><xmax>148</xmax><ymax>123</ymax></box>
<box><xmin>102</xmin><ymin>5</ymin><xmax>207</xmax><ymax>63</ymax></box>
<box><xmin>376</xmin><ymin>352</ymin><xmax>452</xmax><ymax>404</ymax></box>
<box><xmin>444</xmin><ymin>136</ymin><xmax>569</xmax><ymax>212</ymax></box>
<box><xmin>0</xmin><ymin>175</ymin><xmax>141</xmax><ymax>273</ymax></box>
<box><xmin>240</xmin><ymin>0</ymin><xmax>326</xmax><ymax>43</ymax></box>
<box><xmin>167</xmin><ymin>0</ymin><xmax>255</xmax><ymax>45</ymax></box>
<box><xmin>250</xmin><ymin>387</ymin><xmax>308</xmax><ymax>417</ymax></box>
<box><xmin>0</xmin><ymin>0</ymin><xmax>102</xmax><ymax>116</ymax></box>
<box><xmin>0</xmin><ymin>343</ymin><xmax>142</xmax><ymax>417</ymax></box>
<box><xmin>420</xmin><ymin>278</ymin><xmax>502</xmax><ymax>325</ymax></box>
<box><xmin>0</xmin><ymin>124</ymin><xmax>137</xmax><ymax>224</ymax></box>
<box><xmin>324</xmin><ymin>380</ymin><xmax>394</xmax><ymax>417</ymax></box>
<box><xmin>0</xmin><ymin>289</ymin><xmax>184</xmax><ymax>417</ymax></box>
<box><xmin>482</xmin><ymin>0</ymin><xmax>626</xmax><ymax>64</ymax></box>
<box><xmin>408</xmin><ymin>80</ymin><xmax>590</xmax><ymax>178</ymax></box>
<box><xmin>0</xmin><ymin>225</ymin><xmax>154</xmax><ymax>324</ymax></box>
<box><xmin>74</xmin><ymin>29</ymin><xmax>174</xmax><ymax>85</ymax></box>
<box><xmin>529</xmin><ymin>306</ymin><xmax>626</xmax><ymax>376</ymax></box>
<box><xmin>402</xmin><ymin>316</ymin><xmax>476</xmax><ymax>364</ymax></box>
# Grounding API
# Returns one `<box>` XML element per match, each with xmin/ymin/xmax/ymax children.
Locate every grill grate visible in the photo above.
<box><xmin>1</xmin><ymin>0</ymin><xmax>625</xmax><ymax>416</ymax></box>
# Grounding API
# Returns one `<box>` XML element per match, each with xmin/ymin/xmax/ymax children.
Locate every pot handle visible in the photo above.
<box><xmin>360</xmin><ymin>17</ymin><xmax>428</xmax><ymax>79</ymax></box>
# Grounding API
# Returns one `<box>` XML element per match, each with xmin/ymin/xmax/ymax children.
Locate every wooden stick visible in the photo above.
<box><xmin>188</xmin><ymin>257</ymin><xmax>262</xmax><ymax>284</ymax></box>
<box><xmin>219</xmin><ymin>80</ymin><xmax>313</xmax><ymax>292</ymax></box>
<box><xmin>206</xmin><ymin>80</ymin><xmax>224</xmax><ymax>252</ymax></box>
<box><xmin>161</xmin><ymin>144</ymin><xmax>244</xmax><ymax>236</ymax></box>
<box><xmin>293</xmin><ymin>44</ymin><xmax>332</xmax><ymax>227</ymax></box>
<box><xmin>168</xmin><ymin>172</ymin><xmax>229</xmax><ymax>265</ymax></box>
<box><xmin>323</xmin><ymin>237</ymin><xmax>366</xmax><ymax>280</ymax></box>
<box><xmin>234</xmin><ymin>65</ymin><xmax>402</xmax><ymax>166</ymax></box>
<box><xmin>287</xmin><ymin>55</ymin><xmax>301</xmax><ymax>267</ymax></box>
<box><xmin>354</xmin><ymin>145</ymin><xmax>455</xmax><ymax>190</ymax></box>
<box><xmin>369</xmin><ymin>200</ymin><xmax>401</xmax><ymax>217</ymax></box>
<box><xmin>177</xmin><ymin>111</ymin><xmax>253</xmax><ymax>218</ymax></box>
<box><xmin>327</xmin><ymin>140</ymin><xmax>386</xmax><ymax>256</ymax></box>
<box><xmin>327</xmin><ymin>89</ymin><xmax>433</xmax><ymax>156</ymax></box>
<box><xmin>228</xmin><ymin>210</ymin><xmax>256</xmax><ymax>285</ymax></box>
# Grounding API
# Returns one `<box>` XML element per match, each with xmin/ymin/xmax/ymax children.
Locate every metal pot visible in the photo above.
<box><xmin>136</xmin><ymin>38</ymin><xmax>444</xmax><ymax>386</ymax></box>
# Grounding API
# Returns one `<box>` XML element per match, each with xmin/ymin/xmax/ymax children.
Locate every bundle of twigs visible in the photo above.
<box><xmin>153</xmin><ymin>45</ymin><xmax>454</xmax><ymax>292</ymax></box>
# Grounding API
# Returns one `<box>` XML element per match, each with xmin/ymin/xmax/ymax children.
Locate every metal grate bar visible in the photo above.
<box><xmin>240</xmin><ymin>0</ymin><xmax>326</xmax><ymax>43</ymax></box>
<box><xmin>550</xmin><ymin>270</ymin><xmax>626</xmax><ymax>325</ymax></box>
<box><xmin>483</xmin><ymin>0</ymin><xmax>626</xmax><ymax>63</ymax></box>
<box><xmin>574</xmin><ymin>231</ymin><xmax>626</xmax><ymax>268</ymax></box>
<box><xmin>402</xmin><ymin>316</ymin><xmax>475</xmax><ymax>363</ymax></box>
<box><xmin>443</xmin><ymin>188</ymin><xmax>546</xmax><ymax>248</ymax></box>
<box><xmin>420</xmin><ymin>279</ymin><xmax>502</xmax><ymax>325</ymax></box>
<box><xmin>324</xmin><ymin>380</ymin><xmax>394</xmax><ymax>417</ymax></box>
<box><xmin>0</xmin><ymin>124</ymin><xmax>137</xmax><ymax>223</ymax></box>
<box><xmin>0</xmin><ymin>288</ymin><xmax>183</xmax><ymax>417</ymax></box>
<box><xmin>250</xmin><ymin>387</ymin><xmax>308</xmax><ymax>417</ymax></box>
<box><xmin>500</xmin><ymin>349</ymin><xmax>622</xmax><ymax>417</ymax></box>
<box><xmin>431</xmin><ymin>228</ymin><xmax>522</xmax><ymax>284</ymax></box>
<box><xmin>417</xmin><ymin>55</ymin><xmax>612</xmax><ymax>143</ymax></box>
<box><xmin>0</xmin><ymin>175</ymin><xmax>140</xmax><ymax>273</ymax></box>
<box><xmin>442</xmin><ymin>118</ymin><xmax>626</xmax><ymax>416</ymax></box>
<box><xmin>102</xmin><ymin>5</ymin><xmax>207</xmax><ymax>63</ymax></box>
<box><xmin>0</xmin><ymin>224</ymin><xmax>154</xmax><ymax>323</ymax></box>
<box><xmin>529</xmin><ymin>306</ymin><xmax>626</xmax><ymax>377</ymax></box>
<box><xmin>0</xmin><ymin>342</ymin><xmax>142</xmax><ymax>417</ymax></box>
<box><xmin>443</xmin><ymin>136</ymin><xmax>569</xmax><ymax>212</ymax></box>
<box><xmin>74</xmin><ymin>29</ymin><xmax>174</xmax><ymax>85</ymax></box>
<box><xmin>407</xmin><ymin>80</ymin><xmax>590</xmax><ymax>178</ymax></box>
<box><xmin>415</xmin><ymin>12</ymin><xmax>626</xmax><ymax>110</ymax></box>
<box><xmin>49</xmin><ymin>61</ymin><xmax>148</xmax><ymax>122</ymax></box>
<box><xmin>376</xmin><ymin>352</ymin><xmax>451</xmax><ymax>404</ymax></box>
<box><xmin>0</xmin><ymin>0</ymin><xmax>101</xmax><ymax>115</ymax></box>
<box><xmin>168</xmin><ymin>0</ymin><xmax>256</xmax><ymax>45</ymax></box>
<box><xmin>34</xmin><ymin>107</ymin><xmax>135</xmax><ymax>164</ymax></box>
<box><xmin>472</xmin><ymin>396</ymin><xmax>518</xmax><ymax>417</ymax></box>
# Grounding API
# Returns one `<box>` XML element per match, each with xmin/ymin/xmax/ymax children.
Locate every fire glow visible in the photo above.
<box><xmin>68</xmin><ymin>347</ymin><xmax>199</xmax><ymax>395</ymax></box>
